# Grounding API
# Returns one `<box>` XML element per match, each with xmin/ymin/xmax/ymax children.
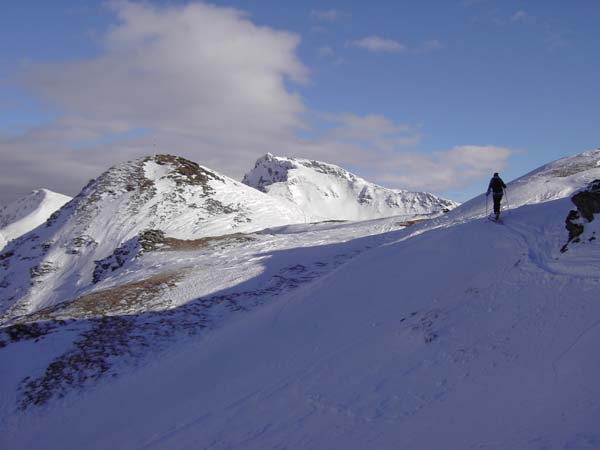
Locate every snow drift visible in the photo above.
<box><xmin>1</xmin><ymin>149</ymin><xmax>600</xmax><ymax>450</ymax></box>
<box><xmin>0</xmin><ymin>189</ymin><xmax>71</xmax><ymax>251</ymax></box>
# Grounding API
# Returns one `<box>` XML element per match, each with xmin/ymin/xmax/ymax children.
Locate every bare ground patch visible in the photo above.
<box><xmin>159</xmin><ymin>233</ymin><xmax>255</xmax><ymax>251</ymax></box>
<box><xmin>24</xmin><ymin>271</ymin><xmax>185</xmax><ymax>322</ymax></box>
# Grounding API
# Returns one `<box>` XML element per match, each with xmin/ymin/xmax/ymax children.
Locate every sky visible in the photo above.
<box><xmin>1</xmin><ymin>0</ymin><xmax>599</xmax><ymax>204</ymax></box>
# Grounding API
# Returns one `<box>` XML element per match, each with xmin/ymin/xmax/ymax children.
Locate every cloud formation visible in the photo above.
<box><xmin>298</xmin><ymin>115</ymin><xmax>512</xmax><ymax>192</ymax></box>
<box><xmin>371</xmin><ymin>145</ymin><xmax>513</xmax><ymax>192</ymax></box>
<box><xmin>1</xmin><ymin>1</ymin><xmax>513</xmax><ymax>204</ymax></box>
<box><xmin>2</xmin><ymin>1</ymin><xmax>308</xmax><ymax>200</ymax></box>
<box><xmin>350</xmin><ymin>36</ymin><xmax>407</xmax><ymax>53</ymax></box>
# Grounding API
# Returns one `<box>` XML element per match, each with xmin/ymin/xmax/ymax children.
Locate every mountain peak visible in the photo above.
<box><xmin>242</xmin><ymin>154</ymin><xmax>458</xmax><ymax>221</ymax></box>
<box><xmin>0</xmin><ymin>153</ymin><xmax>306</xmax><ymax>321</ymax></box>
<box><xmin>81</xmin><ymin>154</ymin><xmax>224</xmax><ymax>199</ymax></box>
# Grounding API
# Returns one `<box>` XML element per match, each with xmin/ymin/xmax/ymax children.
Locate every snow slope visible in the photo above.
<box><xmin>243</xmin><ymin>153</ymin><xmax>459</xmax><ymax>221</ymax></box>
<box><xmin>0</xmin><ymin>189</ymin><xmax>71</xmax><ymax>251</ymax></box>
<box><xmin>1</xmin><ymin>149</ymin><xmax>600</xmax><ymax>450</ymax></box>
<box><xmin>1</xmin><ymin>166</ymin><xmax>599</xmax><ymax>450</ymax></box>
<box><xmin>0</xmin><ymin>154</ymin><xmax>307</xmax><ymax>322</ymax></box>
<box><xmin>444</xmin><ymin>149</ymin><xmax>600</xmax><ymax>224</ymax></box>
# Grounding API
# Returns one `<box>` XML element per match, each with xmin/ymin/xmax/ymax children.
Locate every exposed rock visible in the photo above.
<box><xmin>561</xmin><ymin>180</ymin><xmax>600</xmax><ymax>253</ymax></box>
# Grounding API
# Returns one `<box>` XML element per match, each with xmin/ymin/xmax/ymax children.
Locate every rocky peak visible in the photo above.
<box><xmin>242</xmin><ymin>153</ymin><xmax>458</xmax><ymax>221</ymax></box>
<box><xmin>243</xmin><ymin>154</ymin><xmax>296</xmax><ymax>192</ymax></box>
<box><xmin>242</xmin><ymin>154</ymin><xmax>356</xmax><ymax>192</ymax></box>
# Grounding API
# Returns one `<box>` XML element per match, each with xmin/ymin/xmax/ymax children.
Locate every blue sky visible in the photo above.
<box><xmin>1</xmin><ymin>0</ymin><xmax>599</xmax><ymax>202</ymax></box>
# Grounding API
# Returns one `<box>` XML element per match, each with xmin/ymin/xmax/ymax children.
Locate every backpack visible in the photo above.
<box><xmin>490</xmin><ymin>177</ymin><xmax>504</xmax><ymax>193</ymax></box>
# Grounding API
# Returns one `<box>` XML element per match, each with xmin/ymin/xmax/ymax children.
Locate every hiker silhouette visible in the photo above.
<box><xmin>486</xmin><ymin>172</ymin><xmax>506</xmax><ymax>221</ymax></box>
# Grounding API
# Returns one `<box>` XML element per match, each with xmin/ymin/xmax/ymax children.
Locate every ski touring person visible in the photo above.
<box><xmin>486</xmin><ymin>172</ymin><xmax>507</xmax><ymax>221</ymax></box>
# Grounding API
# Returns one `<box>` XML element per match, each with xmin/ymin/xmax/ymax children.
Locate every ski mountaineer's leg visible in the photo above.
<box><xmin>493</xmin><ymin>193</ymin><xmax>502</xmax><ymax>221</ymax></box>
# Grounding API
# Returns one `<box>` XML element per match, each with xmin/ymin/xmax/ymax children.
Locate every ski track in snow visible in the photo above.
<box><xmin>1</xmin><ymin>150</ymin><xmax>600</xmax><ymax>450</ymax></box>
<box><xmin>2</xmin><ymin>195</ymin><xmax>599</xmax><ymax>450</ymax></box>
<box><xmin>0</xmin><ymin>216</ymin><xmax>409</xmax><ymax>414</ymax></box>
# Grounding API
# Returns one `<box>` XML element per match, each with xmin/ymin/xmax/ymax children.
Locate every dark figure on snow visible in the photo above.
<box><xmin>487</xmin><ymin>172</ymin><xmax>506</xmax><ymax>221</ymax></box>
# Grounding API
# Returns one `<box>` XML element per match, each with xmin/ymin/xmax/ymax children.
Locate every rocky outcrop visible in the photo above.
<box><xmin>561</xmin><ymin>179</ymin><xmax>600</xmax><ymax>252</ymax></box>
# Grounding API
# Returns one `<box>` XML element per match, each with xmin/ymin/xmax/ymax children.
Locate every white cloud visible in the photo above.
<box><xmin>350</xmin><ymin>36</ymin><xmax>407</xmax><ymax>53</ymax></box>
<box><xmin>293</xmin><ymin>115</ymin><xmax>513</xmax><ymax>193</ymax></box>
<box><xmin>365</xmin><ymin>145</ymin><xmax>514</xmax><ymax>192</ymax></box>
<box><xmin>1</xmin><ymin>1</ymin><xmax>512</xmax><ymax>203</ymax></box>
<box><xmin>25</xmin><ymin>1</ymin><xmax>307</xmax><ymax>137</ymax></box>
<box><xmin>310</xmin><ymin>9</ymin><xmax>349</xmax><ymax>22</ymax></box>
<box><xmin>320</xmin><ymin>114</ymin><xmax>418</xmax><ymax>146</ymax></box>
<box><xmin>2</xmin><ymin>1</ymin><xmax>309</xmax><ymax>201</ymax></box>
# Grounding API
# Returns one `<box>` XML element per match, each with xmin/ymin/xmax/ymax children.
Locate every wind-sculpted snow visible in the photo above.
<box><xmin>2</xmin><ymin>172</ymin><xmax>600</xmax><ymax>449</ymax></box>
<box><xmin>442</xmin><ymin>149</ymin><xmax>600</xmax><ymax>225</ymax></box>
<box><xmin>243</xmin><ymin>153</ymin><xmax>458</xmax><ymax>221</ymax></box>
<box><xmin>0</xmin><ymin>189</ymin><xmax>71</xmax><ymax>251</ymax></box>
<box><xmin>1</xmin><ymin>150</ymin><xmax>600</xmax><ymax>450</ymax></box>
<box><xmin>0</xmin><ymin>218</ymin><xmax>407</xmax><ymax>412</ymax></box>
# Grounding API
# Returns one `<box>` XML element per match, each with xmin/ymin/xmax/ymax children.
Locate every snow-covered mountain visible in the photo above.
<box><xmin>243</xmin><ymin>153</ymin><xmax>459</xmax><ymax>221</ymax></box>
<box><xmin>0</xmin><ymin>154</ymin><xmax>307</xmax><ymax>322</ymax></box>
<box><xmin>0</xmin><ymin>189</ymin><xmax>71</xmax><ymax>251</ymax></box>
<box><xmin>446</xmin><ymin>149</ymin><xmax>600</xmax><ymax>223</ymax></box>
<box><xmin>1</xmin><ymin>149</ymin><xmax>600</xmax><ymax>450</ymax></box>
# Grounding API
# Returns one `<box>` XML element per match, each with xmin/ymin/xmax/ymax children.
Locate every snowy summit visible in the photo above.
<box><xmin>243</xmin><ymin>153</ymin><xmax>458</xmax><ymax>221</ymax></box>
<box><xmin>0</xmin><ymin>154</ymin><xmax>308</xmax><ymax>322</ymax></box>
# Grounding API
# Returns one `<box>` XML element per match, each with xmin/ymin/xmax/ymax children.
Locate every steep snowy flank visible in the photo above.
<box><xmin>2</xmin><ymin>154</ymin><xmax>600</xmax><ymax>450</ymax></box>
<box><xmin>0</xmin><ymin>189</ymin><xmax>71</xmax><ymax>251</ymax></box>
<box><xmin>443</xmin><ymin>149</ymin><xmax>600</xmax><ymax>225</ymax></box>
<box><xmin>243</xmin><ymin>153</ymin><xmax>459</xmax><ymax>221</ymax></box>
<box><xmin>0</xmin><ymin>154</ymin><xmax>306</xmax><ymax>322</ymax></box>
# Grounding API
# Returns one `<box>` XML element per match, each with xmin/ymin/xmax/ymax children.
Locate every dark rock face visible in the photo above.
<box><xmin>153</xmin><ymin>154</ymin><xmax>223</xmax><ymax>188</ymax></box>
<box><xmin>561</xmin><ymin>180</ymin><xmax>600</xmax><ymax>253</ymax></box>
<box><xmin>565</xmin><ymin>210</ymin><xmax>584</xmax><ymax>242</ymax></box>
<box><xmin>92</xmin><ymin>230</ymin><xmax>166</xmax><ymax>285</ymax></box>
<box><xmin>571</xmin><ymin>180</ymin><xmax>600</xmax><ymax>221</ymax></box>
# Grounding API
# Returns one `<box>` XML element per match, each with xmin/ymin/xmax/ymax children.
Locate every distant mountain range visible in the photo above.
<box><xmin>0</xmin><ymin>153</ymin><xmax>455</xmax><ymax>322</ymax></box>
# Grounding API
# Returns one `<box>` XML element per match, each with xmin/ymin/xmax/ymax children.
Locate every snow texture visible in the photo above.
<box><xmin>0</xmin><ymin>189</ymin><xmax>71</xmax><ymax>252</ymax></box>
<box><xmin>1</xmin><ymin>149</ymin><xmax>600</xmax><ymax>450</ymax></box>
<box><xmin>243</xmin><ymin>153</ymin><xmax>459</xmax><ymax>221</ymax></box>
<box><xmin>0</xmin><ymin>154</ymin><xmax>308</xmax><ymax>322</ymax></box>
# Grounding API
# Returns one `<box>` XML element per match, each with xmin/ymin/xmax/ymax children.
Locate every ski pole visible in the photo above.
<box><xmin>485</xmin><ymin>193</ymin><xmax>488</xmax><ymax>217</ymax></box>
<box><xmin>504</xmin><ymin>189</ymin><xmax>510</xmax><ymax>211</ymax></box>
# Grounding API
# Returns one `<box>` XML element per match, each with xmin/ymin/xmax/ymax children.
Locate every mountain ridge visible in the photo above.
<box><xmin>0</xmin><ymin>154</ymin><xmax>307</xmax><ymax>322</ymax></box>
<box><xmin>0</xmin><ymin>189</ymin><xmax>71</xmax><ymax>251</ymax></box>
<box><xmin>2</xmin><ymin>149</ymin><xmax>600</xmax><ymax>449</ymax></box>
<box><xmin>242</xmin><ymin>153</ymin><xmax>459</xmax><ymax>221</ymax></box>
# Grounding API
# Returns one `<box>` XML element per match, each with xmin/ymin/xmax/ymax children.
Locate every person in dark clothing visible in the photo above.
<box><xmin>486</xmin><ymin>172</ymin><xmax>507</xmax><ymax>220</ymax></box>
